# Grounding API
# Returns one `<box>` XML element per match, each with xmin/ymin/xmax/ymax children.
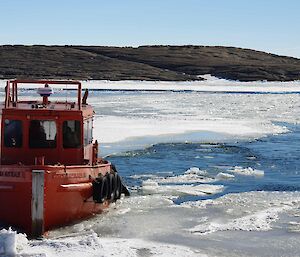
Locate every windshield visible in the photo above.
<box><xmin>29</xmin><ymin>120</ymin><xmax>57</xmax><ymax>148</ymax></box>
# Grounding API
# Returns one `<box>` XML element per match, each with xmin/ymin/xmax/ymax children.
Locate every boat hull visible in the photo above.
<box><xmin>0</xmin><ymin>163</ymin><xmax>112</xmax><ymax>237</ymax></box>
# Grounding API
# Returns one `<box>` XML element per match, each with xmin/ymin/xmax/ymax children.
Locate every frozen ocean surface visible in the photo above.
<box><xmin>1</xmin><ymin>76</ymin><xmax>300</xmax><ymax>256</ymax></box>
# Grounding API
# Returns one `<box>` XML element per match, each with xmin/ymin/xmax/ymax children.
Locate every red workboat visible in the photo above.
<box><xmin>0</xmin><ymin>80</ymin><xmax>129</xmax><ymax>237</ymax></box>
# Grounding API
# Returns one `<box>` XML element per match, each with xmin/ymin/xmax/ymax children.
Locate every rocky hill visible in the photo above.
<box><xmin>0</xmin><ymin>45</ymin><xmax>299</xmax><ymax>81</ymax></box>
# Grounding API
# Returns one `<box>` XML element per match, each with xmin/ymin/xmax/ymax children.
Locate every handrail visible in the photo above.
<box><xmin>5</xmin><ymin>80</ymin><xmax>82</xmax><ymax>110</ymax></box>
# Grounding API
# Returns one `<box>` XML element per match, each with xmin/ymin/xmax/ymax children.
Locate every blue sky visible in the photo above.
<box><xmin>0</xmin><ymin>0</ymin><xmax>299</xmax><ymax>58</ymax></box>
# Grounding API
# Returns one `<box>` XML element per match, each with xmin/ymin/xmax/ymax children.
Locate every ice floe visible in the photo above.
<box><xmin>149</xmin><ymin>174</ymin><xmax>215</xmax><ymax>184</ymax></box>
<box><xmin>0</xmin><ymin>228</ymin><xmax>17</xmax><ymax>256</ymax></box>
<box><xmin>142</xmin><ymin>180</ymin><xmax>224</xmax><ymax>196</ymax></box>
<box><xmin>185</xmin><ymin>167</ymin><xmax>208</xmax><ymax>176</ymax></box>
<box><xmin>216</xmin><ymin>172</ymin><xmax>235</xmax><ymax>180</ymax></box>
<box><xmin>134</xmin><ymin>166</ymin><xmax>222</xmax><ymax>196</ymax></box>
<box><xmin>134</xmin><ymin>168</ymin><xmax>213</xmax><ymax>185</ymax></box>
<box><xmin>228</xmin><ymin>166</ymin><xmax>264</xmax><ymax>176</ymax></box>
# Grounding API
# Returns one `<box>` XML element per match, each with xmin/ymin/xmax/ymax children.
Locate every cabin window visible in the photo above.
<box><xmin>4</xmin><ymin>119</ymin><xmax>23</xmax><ymax>147</ymax></box>
<box><xmin>63</xmin><ymin>120</ymin><xmax>81</xmax><ymax>148</ymax></box>
<box><xmin>29</xmin><ymin>120</ymin><xmax>57</xmax><ymax>148</ymax></box>
<box><xmin>84</xmin><ymin>118</ymin><xmax>93</xmax><ymax>146</ymax></box>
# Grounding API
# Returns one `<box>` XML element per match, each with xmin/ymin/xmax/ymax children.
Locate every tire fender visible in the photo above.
<box><xmin>99</xmin><ymin>176</ymin><xmax>109</xmax><ymax>203</ymax></box>
<box><xmin>114</xmin><ymin>173</ymin><xmax>122</xmax><ymax>200</ymax></box>
<box><xmin>106</xmin><ymin>173</ymin><xmax>116</xmax><ymax>200</ymax></box>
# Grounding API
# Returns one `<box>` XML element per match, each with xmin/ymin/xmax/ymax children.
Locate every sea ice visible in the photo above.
<box><xmin>189</xmin><ymin>206</ymin><xmax>290</xmax><ymax>234</ymax></box>
<box><xmin>142</xmin><ymin>180</ymin><xmax>224</xmax><ymax>196</ymax></box>
<box><xmin>228</xmin><ymin>166</ymin><xmax>264</xmax><ymax>176</ymax></box>
<box><xmin>3</xmin><ymin>75</ymin><xmax>299</xmax><ymax>93</ymax></box>
<box><xmin>183</xmin><ymin>191</ymin><xmax>300</xmax><ymax>235</ymax></box>
<box><xmin>185</xmin><ymin>167</ymin><xmax>208</xmax><ymax>176</ymax></box>
<box><xmin>216</xmin><ymin>172</ymin><xmax>235</xmax><ymax>180</ymax></box>
<box><xmin>0</xmin><ymin>228</ymin><xmax>16</xmax><ymax>256</ymax></box>
<box><xmin>133</xmin><ymin>168</ymin><xmax>213</xmax><ymax>185</ymax></box>
<box><xmin>11</xmin><ymin>230</ymin><xmax>206</xmax><ymax>257</ymax></box>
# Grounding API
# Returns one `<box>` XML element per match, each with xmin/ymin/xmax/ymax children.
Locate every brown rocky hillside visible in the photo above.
<box><xmin>0</xmin><ymin>45</ymin><xmax>299</xmax><ymax>81</ymax></box>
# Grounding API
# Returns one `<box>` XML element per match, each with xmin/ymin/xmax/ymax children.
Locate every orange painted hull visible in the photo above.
<box><xmin>0</xmin><ymin>163</ymin><xmax>112</xmax><ymax>236</ymax></box>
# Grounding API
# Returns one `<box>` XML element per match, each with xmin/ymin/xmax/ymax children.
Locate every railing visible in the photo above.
<box><xmin>4</xmin><ymin>80</ymin><xmax>82</xmax><ymax>110</ymax></box>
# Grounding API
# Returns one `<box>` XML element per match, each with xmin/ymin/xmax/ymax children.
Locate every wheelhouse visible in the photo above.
<box><xmin>1</xmin><ymin>80</ymin><xmax>95</xmax><ymax>165</ymax></box>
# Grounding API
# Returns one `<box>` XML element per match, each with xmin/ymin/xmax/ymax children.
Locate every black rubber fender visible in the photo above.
<box><xmin>121</xmin><ymin>183</ymin><xmax>130</xmax><ymax>197</ymax></box>
<box><xmin>106</xmin><ymin>173</ymin><xmax>116</xmax><ymax>200</ymax></box>
<box><xmin>110</xmin><ymin>163</ymin><xmax>130</xmax><ymax>198</ymax></box>
<box><xmin>100</xmin><ymin>176</ymin><xmax>109</xmax><ymax>202</ymax></box>
<box><xmin>114</xmin><ymin>173</ymin><xmax>122</xmax><ymax>200</ymax></box>
<box><xmin>92</xmin><ymin>176</ymin><xmax>109</xmax><ymax>203</ymax></box>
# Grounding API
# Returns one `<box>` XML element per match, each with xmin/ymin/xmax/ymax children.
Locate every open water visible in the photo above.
<box><xmin>108</xmin><ymin>122</ymin><xmax>300</xmax><ymax>201</ymax></box>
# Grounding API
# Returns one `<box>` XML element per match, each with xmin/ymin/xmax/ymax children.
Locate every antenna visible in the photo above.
<box><xmin>37</xmin><ymin>84</ymin><xmax>53</xmax><ymax>105</ymax></box>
